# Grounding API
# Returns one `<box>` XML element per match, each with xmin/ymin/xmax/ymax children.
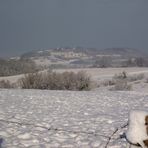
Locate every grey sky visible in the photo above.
<box><xmin>0</xmin><ymin>0</ymin><xmax>148</xmax><ymax>57</ymax></box>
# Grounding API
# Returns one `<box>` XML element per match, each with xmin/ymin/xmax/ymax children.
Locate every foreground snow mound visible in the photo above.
<box><xmin>126</xmin><ymin>110</ymin><xmax>148</xmax><ymax>148</ymax></box>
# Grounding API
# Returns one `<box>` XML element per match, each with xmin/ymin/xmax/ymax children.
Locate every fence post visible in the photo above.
<box><xmin>126</xmin><ymin>110</ymin><xmax>148</xmax><ymax>148</ymax></box>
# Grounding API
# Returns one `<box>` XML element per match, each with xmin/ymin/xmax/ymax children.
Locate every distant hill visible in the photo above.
<box><xmin>98</xmin><ymin>48</ymin><xmax>147</xmax><ymax>58</ymax></box>
<box><xmin>21</xmin><ymin>48</ymin><xmax>148</xmax><ymax>58</ymax></box>
<box><xmin>19</xmin><ymin>48</ymin><xmax>148</xmax><ymax>68</ymax></box>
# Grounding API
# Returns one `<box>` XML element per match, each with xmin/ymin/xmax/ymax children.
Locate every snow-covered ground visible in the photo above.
<box><xmin>1</xmin><ymin>67</ymin><xmax>148</xmax><ymax>83</ymax></box>
<box><xmin>0</xmin><ymin>89</ymin><xmax>148</xmax><ymax>147</ymax></box>
<box><xmin>55</xmin><ymin>67</ymin><xmax>148</xmax><ymax>80</ymax></box>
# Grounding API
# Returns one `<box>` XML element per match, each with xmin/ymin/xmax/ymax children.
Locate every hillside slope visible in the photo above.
<box><xmin>19</xmin><ymin>48</ymin><xmax>148</xmax><ymax>68</ymax></box>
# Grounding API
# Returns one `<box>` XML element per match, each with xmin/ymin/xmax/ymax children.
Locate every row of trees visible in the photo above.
<box><xmin>93</xmin><ymin>57</ymin><xmax>148</xmax><ymax>68</ymax></box>
<box><xmin>126</xmin><ymin>57</ymin><xmax>148</xmax><ymax>67</ymax></box>
<box><xmin>0</xmin><ymin>58</ymin><xmax>38</xmax><ymax>76</ymax></box>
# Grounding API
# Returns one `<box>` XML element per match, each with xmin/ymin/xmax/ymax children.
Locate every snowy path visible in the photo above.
<box><xmin>0</xmin><ymin>89</ymin><xmax>148</xmax><ymax>147</ymax></box>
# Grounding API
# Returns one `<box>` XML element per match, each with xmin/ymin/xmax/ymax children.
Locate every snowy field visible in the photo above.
<box><xmin>0</xmin><ymin>89</ymin><xmax>148</xmax><ymax>147</ymax></box>
<box><xmin>55</xmin><ymin>67</ymin><xmax>148</xmax><ymax>80</ymax></box>
<box><xmin>1</xmin><ymin>67</ymin><xmax>148</xmax><ymax>83</ymax></box>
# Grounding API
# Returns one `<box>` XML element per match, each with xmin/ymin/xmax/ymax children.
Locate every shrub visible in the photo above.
<box><xmin>110</xmin><ymin>79</ymin><xmax>132</xmax><ymax>91</ymax></box>
<box><xmin>113</xmin><ymin>71</ymin><xmax>145</xmax><ymax>82</ymax></box>
<box><xmin>20</xmin><ymin>71</ymin><xmax>92</xmax><ymax>91</ymax></box>
<box><xmin>20</xmin><ymin>73</ymin><xmax>43</xmax><ymax>89</ymax></box>
<box><xmin>127</xmin><ymin>73</ymin><xmax>145</xmax><ymax>82</ymax></box>
<box><xmin>75</xmin><ymin>71</ymin><xmax>91</xmax><ymax>90</ymax></box>
<box><xmin>113</xmin><ymin>71</ymin><xmax>127</xmax><ymax>80</ymax></box>
<box><xmin>100</xmin><ymin>79</ymin><xmax>116</xmax><ymax>87</ymax></box>
<box><xmin>145</xmin><ymin>78</ymin><xmax>148</xmax><ymax>83</ymax></box>
<box><xmin>0</xmin><ymin>80</ymin><xmax>14</xmax><ymax>88</ymax></box>
<box><xmin>110</xmin><ymin>71</ymin><xmax>132</xmax><ymax>91</ymax></box>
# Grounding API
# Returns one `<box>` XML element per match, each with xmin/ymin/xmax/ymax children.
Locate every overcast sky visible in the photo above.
<box><xmin>0</xmin><ymin>0</ymin><xmax>148</xmax><ymax>57</ymax></box>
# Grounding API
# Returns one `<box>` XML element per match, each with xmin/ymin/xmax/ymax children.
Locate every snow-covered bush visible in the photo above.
<box><xmin>20</xmin><ymin>72</ymin><xmax>43</xmax><ymax>89</ymax></box>
<box><xmin>113</xmin><ymin>71</ymin><xmax>144</xmax><ymax>82</ymax></box>
<box><xmin>113</xmin><ymin>71</ymin><xmax>127</xmax><ymax>80</ymax></box>
<box><xmin>127</xmin><ymin>73</ymin><xmax>145</xmax><ymax>82</ymax></box>
<box><xmin>0</xmin><ymin>80</ymin><xmax>14</xmax><ymax>88</ymax></box>
<box><xmin>126</xmin><ymin>110</ymin><xmax>148</xmax><ymax>148</ymax></box>
<box><xmin>110</xmin><ymin>80</ymin><xmax>132</xmax><ymax>91</ymax></box>
<box><xmin>110</xmin><ymin>71</ymin><xmax>132</xmax><ymax>91</ymax></box>
<box><xmin>100</xmin><ymin>79</ymin><xmax>116</xmax><ymax>87</ymax></box>
<box><xmin>145</xmin><ymin>78</ymin><xmax>148</xmax><ymax>83</ymax></box>
<box><xmin>20</xmin><ymin>71</ymin><xmax>92</xmax><ymax>91</ymax></box>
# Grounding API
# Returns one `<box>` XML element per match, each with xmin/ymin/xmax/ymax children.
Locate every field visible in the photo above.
<box><xmin>0</xmin><ymin>89</ymin><xmax>148</xmax><ymax>147</ymax></box>
<box><xmin>1</xmin><ymin>67</ymin><xmax>148</xmax><ymax>83</ymax></box>
<box><xmin>0</xmin><ymin>67</ymin><xmax>148</xmax><ymax>147</ymax></box>
<box><xmin>55</xmin><ymin>67</ymin><xmax>148</xmax><ymax>80</ymax></box>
